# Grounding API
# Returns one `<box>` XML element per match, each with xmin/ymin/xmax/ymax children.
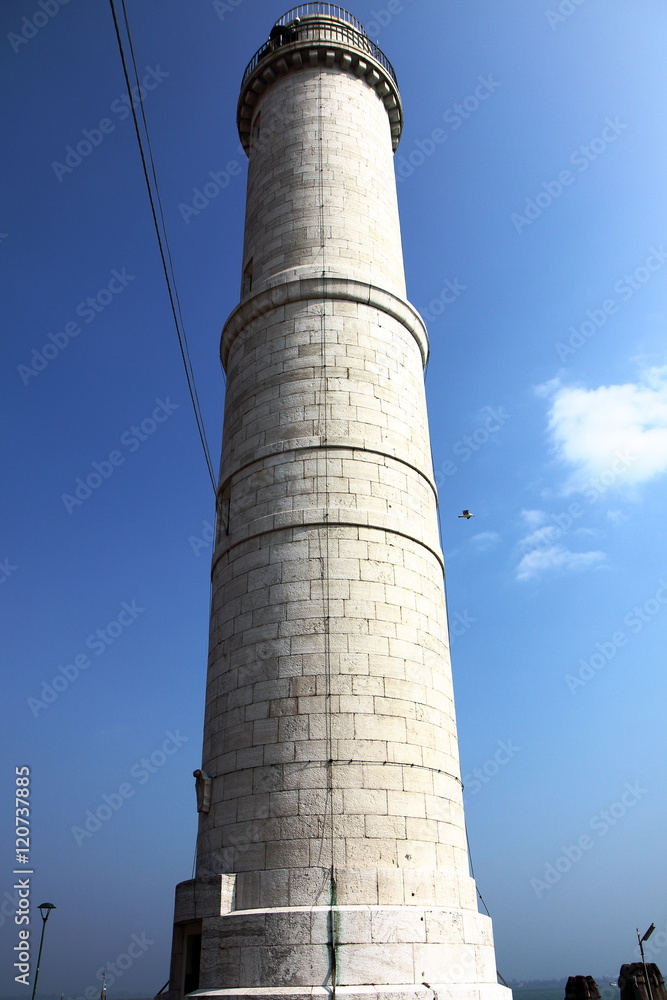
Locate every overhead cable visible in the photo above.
<box><xmin>108</xmin><ymin>0</ymin><xmax>217</xmax><ymax>491</ymax></box>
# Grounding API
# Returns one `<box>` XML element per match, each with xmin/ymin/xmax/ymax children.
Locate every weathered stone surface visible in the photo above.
<box><xmin>166</xmin><ymin>9</ymin><xmax>509</xmax><ymax>1000</ymax></box>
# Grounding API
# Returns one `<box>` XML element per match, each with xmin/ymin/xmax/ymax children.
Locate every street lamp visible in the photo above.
<box><xmin>637</xmin><ymin>923</ymin><xmax>656</xmax><ymax>1000</ymax></box>
<box><xmin>31</xmin><ymin>902</ymin><xmax>56</xmax><ymax>1000</ymax></box>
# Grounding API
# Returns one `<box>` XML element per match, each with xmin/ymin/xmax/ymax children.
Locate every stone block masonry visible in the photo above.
<box><xmin>165</xmin><ymin>9</ymin><xmax>510</xmax><ymax>1000</ymax></box>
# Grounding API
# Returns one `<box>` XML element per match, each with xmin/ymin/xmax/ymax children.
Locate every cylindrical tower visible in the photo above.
<box><xmin>166</xmin><ymin>8</ymin><xmax>510</xmax><ymax>1000</ymax></box>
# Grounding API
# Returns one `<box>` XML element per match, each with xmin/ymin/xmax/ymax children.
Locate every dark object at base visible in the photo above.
<box><xmin>619</xmin><ymin>963</ymin><xmax>667</xmax><ymax>1000</ymax></box>
<box><xmin>565</xmin><ymin>975</ymin><xmax>601</xmax><ymax>1000</ymax></box>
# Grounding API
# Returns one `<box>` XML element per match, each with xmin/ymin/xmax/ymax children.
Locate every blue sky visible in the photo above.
<box><xmin>2</xmin><ymin>0</ymin><xmax>667</xmax><ymax>995</ymax></box>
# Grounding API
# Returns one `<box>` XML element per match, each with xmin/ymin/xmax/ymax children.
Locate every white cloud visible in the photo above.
<box><xmin>516</xmin><ymin>545</ymin><xmax>606</xmax><ymax>582</ymax></box>
<box><xmin>542</xmin><ymin>365</ymin><xmax>667</xmax><ymax>494</ymax></box>
<box><xmin>515</xmin><ymin>511</ymin><xmax>606</xmax><ymax>582</ymax></box>
<box><xmin>534</xmin><ymin>377</ymin><xmax>561</xmax><ymax>399</ymax></box>
<box><xmin>471</xmin><ymin>531</ymin><xmax>500</xmax><ymax>551</ymax></box>
<box><xmin>521</xmin><ymin>508</ymin><xmax>547</xmax><ymax>529</ymax></box>
<box><xmin>520</xmin><ymin>525</ymin><xmax>560</xmax><ymax>550</ymax></box>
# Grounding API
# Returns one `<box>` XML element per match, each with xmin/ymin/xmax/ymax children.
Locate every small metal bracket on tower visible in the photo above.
<box><xmin>193</xmin><ymin>769</ymin><xmax>212</xmax><ymax>814</ymax></box>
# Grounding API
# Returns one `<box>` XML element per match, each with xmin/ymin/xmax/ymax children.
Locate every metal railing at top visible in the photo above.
<box><xmin>276</xmin><ymin>4</ymin><xmax>367</xmax><ymax>34</ymax></box>
<box><xmin>241</xmin><ymin>7</ymin><xmax>398</xmax><ymax>88</ymax></box>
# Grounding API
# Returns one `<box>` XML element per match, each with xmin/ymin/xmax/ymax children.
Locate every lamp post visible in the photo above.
<box><xmin>31</xmin><ymin>902</ymin><xmax>56</xmax><ymax>1000</ymax></box>
<box><xmin>637</xmin><ymin>923</ymin><xmax>656</xmax><ymax>1000</ymax></box>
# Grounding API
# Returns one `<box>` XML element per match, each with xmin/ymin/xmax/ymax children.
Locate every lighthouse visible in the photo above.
<box><xmin>166</xmin><ymin>7</ymin><xmax>510</xmax><ymax>1000</ymax></box>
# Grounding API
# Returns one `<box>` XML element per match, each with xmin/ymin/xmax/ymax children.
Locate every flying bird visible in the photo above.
<box><xmin>458</xmin><ymin>510</ymin><xmax>474</xmax><ymax>519</ymax></box>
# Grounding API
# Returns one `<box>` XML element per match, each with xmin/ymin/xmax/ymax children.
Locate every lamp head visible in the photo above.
<box><xmin>37</xmin><ymin>902</ymin><xmax>56</xmax><ymax>921</ymax></box>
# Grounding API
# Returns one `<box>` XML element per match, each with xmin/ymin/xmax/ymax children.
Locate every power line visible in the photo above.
<box><xmin>117</xmin><ymin>0</ymin><xmax>212</xmax><ymax>472</ymax></box>
<box><xmin>108</xmin><ymin>0</ymin><xmax>217</xmax><ymax>492</ymax></box>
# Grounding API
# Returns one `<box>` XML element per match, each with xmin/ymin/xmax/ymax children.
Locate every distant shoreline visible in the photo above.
<box><xmin>510</xmin><ymin>985</ymin><xmax>621</xmax><ymax>1000</ymax></box>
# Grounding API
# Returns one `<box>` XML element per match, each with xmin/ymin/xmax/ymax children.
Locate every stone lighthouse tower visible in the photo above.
<box><xmin>166</xmin><ymin>7</ymin><xmax>509</xmax><ymax>1000</ymax></box>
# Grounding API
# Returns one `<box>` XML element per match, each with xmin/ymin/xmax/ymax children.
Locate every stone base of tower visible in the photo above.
<box><xmin>166</xmin><ymin>877</ymin><xmax>511</xmax><ymax>1000</ymax></box>
<box><xmin>190</xmin><ymin>988</ymin><xmax>510</xmax><ymax>1000</ymax></box>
